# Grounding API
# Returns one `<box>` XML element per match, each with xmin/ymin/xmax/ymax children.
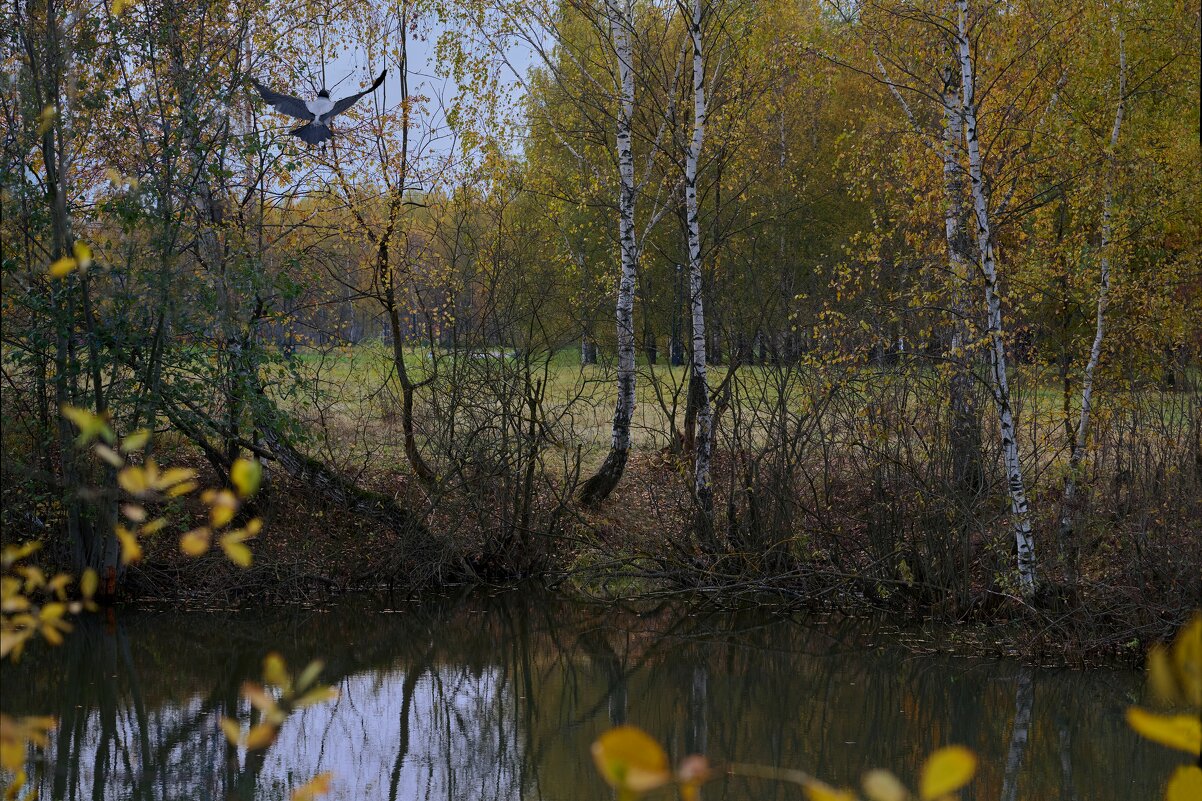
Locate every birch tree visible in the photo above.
<box><xmin>681</xmin><ymin>0</ymin><xmax>714</xmax><ymax>529</ymax></box>
<box><xmin>870</xmin><ymin>38</ymin><xmax>983</xmax><ymax>538</ymax></box>
<box><xmin>955</xmin><ymin>0</ymin><xmax>1037</xmax><ymax>597</ymax></box>
<box><xmin>1058</xmin><ymin>27</ymin><xmax>1126</xmax><ymax>558</ymax></box>
<box><xmin>577</xmin><ymin>0</ymin><xmax>641</xmax><ymax>504</ymax></box>
<box><xmin>445</xmin><ymin>0</ymin><xmax>679</xmax><ymax>505</ymax></box>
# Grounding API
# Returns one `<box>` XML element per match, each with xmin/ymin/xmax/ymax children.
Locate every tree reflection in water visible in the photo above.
<box><xmin>0</xmin><ymin>591</ymin><xmax>1177</xmax><ymax>800</ymax></box>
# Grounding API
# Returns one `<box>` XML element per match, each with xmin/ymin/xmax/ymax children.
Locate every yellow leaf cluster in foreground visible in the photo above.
<box><xmin>1124</xmin><ymin>611</ymin><xmax>1202</xmax><ymax>800</ymax></box>
<box><xmin>219</xmin><ymin>653</ymin><xmax>338</xmax><ymax>754</ymax></box>
<box><xmin>48</xmin><ymin>241</ymin><xmax>93</xmax><ymax>278</ymax></box>
<box><xmin>590</xmin><ymin>726</ymin><xmax>975</xmax><ymax>801</ymax></box>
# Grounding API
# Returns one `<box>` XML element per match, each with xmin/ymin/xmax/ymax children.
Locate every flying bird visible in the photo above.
<box><xmin>252</xmin><ymin>70</ymin><xmax>387</xmax><ymax>145</ymax></box>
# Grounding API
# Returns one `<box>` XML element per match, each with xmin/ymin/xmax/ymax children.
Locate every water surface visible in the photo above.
<box><xmin>0</xmin><ymin>591</ymin><xmax>1178</xmax><ymax>799</ymax></box>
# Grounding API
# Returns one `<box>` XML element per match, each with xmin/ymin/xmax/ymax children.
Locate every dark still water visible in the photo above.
<box><xmin>0</xmin><ymin>591</ymin><xmax>1180</xmax><ymax>800</ymax></box>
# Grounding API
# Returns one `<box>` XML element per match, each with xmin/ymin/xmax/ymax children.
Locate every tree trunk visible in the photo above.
<box><xmin>957</xmin><ymin>0</ymin><xmax>1037</xmax><ymax>597</ymax></box>
<box><xmin>1001</xmin><ymin>667</ymin><xmax>1035</xmax><ymax>801</ymax></box>
<box><xmin>579</xmin><ymin>0</ymin><xmax>638</xmax><ymax>506</ymax></box>
<box><xmin>1059</xmin><ymin>31</ymin><xmax>1126</xmax><ymax>569</ymax></box>
<box><xmin>941</xmin><ymin>68</ymin><xmax>982</xmax><ymax>599</ymax></box>
<box><xmin>380</xmin><ymin>0</ymin><xmax>435</xmax><ymax>489</ymax></box>
<box><xmin>581</xmin><ymin>333</ymin><xmax>598</xmax><ymax>365</ymax></box>
<box><xmin>383</xmin><ymin>237</ymin><xmax>436</xmax><ymax>488</ymax></box>
<box><xmin>685</xmin><ymin>0</ymin><xmax>715</xmax><ymax>536</ymax></box>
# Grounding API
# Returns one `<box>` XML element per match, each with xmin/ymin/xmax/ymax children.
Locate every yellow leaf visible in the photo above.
<box><xmin>180</xmin><ymin>528</ymin><xmax>211</xmax><ymax>556</ymax></box>
<box><xmin>117</xmin><ymin>527</ymin><xmax>142</xmax><ymax>564</ymax></box>
<box><xmin>296</xmin><ymin>660</ymin><xmax>325</xmax><ymax>693</ymax></box>
<box><xmin>0</xmin><ymin>630</ymin><xmax>29</xmax><ymax>661</ymax></box>
<box><xmin>62</xmin><ymin>405</ymin><xmax>114</xmax><ymax>444</ymax></box>
<box><xmin>49</xmin><ymin>256</ymin><xmax>78</xmax><ymax>278</ymax></box>
<box><xmin>121</xmin><ymin>429</ymin><xmax>151</xmax><ymax>452</ymax></box>
<box><xmin>1173</xmin><ymin>613</ymin><xmax>1201</xmax><ymax>708</ymax></box>
<box><xmin>0</xmin><ymin>715</ymin><xmax>56</xmax><ymax>773</ymax></box>
<box><xmin>36</xmin><ymin>105</ymin><xmax>56</xmax><ymax>135</ymax></box>
<box><xmin>244</xmin><ymin>722</ymin><xmax>278</xmax><ymax>750</ymax></box>
<box><xmin>231</xmin><ymin>457</ymin><xmax>263</xmax><ymax>498</ymax></box>
<box><xmin>2</xmin><ymin>542</ymin><xmax>41</xmax><ymax>568</ymax></box>
<box><xmin>94</xmin><ymin>444</ymin><xmax>124</xmax><ymax>467</ymax></box>
<box><xmin>47</xmin><ymin>573</ymin><xmax>71</xmax><ymax>598</ymax></box>
<box><xmin>80</xmin><ymin>569</ymin><xmax>98</xmax><ymax>600</ymax></box>
<box><xmin>1166</xmin><ymin>765</ymin><xmax>1202</xmax><ymax>801</ymax></box>
<box><xmin>920</xmin><ymin>746</ymin><xmax>977</xmax><ymax>800</ymax></box>
<box><xmin>39</xmin><ymin>603</ymin><xmax>64</xmax><ymax>625</ymax></box>
<box><xmin>221</xmin><ymin>538</ymin><xmax>252</xmax><ymax>567</ymax></box>
<box><xmin>140</xmin><ymin>517</ymin><xmax>167</xmax><ymax>535</ymax></box>
<box><xmin>204</xmin><ymin>489</ymin><xmax>239</xmax><ymax>528</ymax></box>
<box><xmin>292</xmin><ymin>772</ymin><xmax>334</xmax><ymax>801</ymax></box>
<box><xmin>863</xmin><ymin>769</ymin><xmax>909</xmax><ymax>801</ymax></box>
<box><xmin>166</xmin><ymin>480</ymin><xmax>198</xmax><ymax>497</ymax></box>
<box><xmin>1126</xmin><ymin>708</ymin><xmax>1202</xmax><ymax>755</ymax></box>
<box><xmin>18</xmin><ymin>566</ymin><xmax>46</xmax><ymax>591</ymax></box>
<box><xmin>1149</xmin><ymin>613</ymin><xmax>1202</xmax><ymax>708</ymax></box>
<box><xmin>219</xmin><ymin>717</ymin><xmax>242</xmax><ymax>745</ymax></box>
<box><xmin>72</xmin><ymin>241</ymin><xmax>93</xmax><ymax>269</ymax></box>
<box><xmin>591</xmin><ymin>726</ymin><xmax>671</xmax><ymax>793</ymax></box>
<box><xmin>294</xmin><ymin>686</ymin><xmax>339</xmax><ymax>708</ymax></box>
<box><xmin>155</xmin><ymin>467</ymin><xmax>196</xmax><ymax>492</ymax></box>
<box><xmin>263</xmin><ymin>653</ymin><xmax>289</xmax><ymax>688</ymax></box>
<box><xmin>118</xmin><ymin>465</ymin><xmax>149</xmax><ymax>495</ymax></box>
<box><xmin>803</xmin><ymin>782</ymin><xmax>857</xmax><ymax>801</ymax></box>
<box><xmin>242</xmin><ymin>681</ymin><xmax>280</xmax><ymax>715</ymax></box>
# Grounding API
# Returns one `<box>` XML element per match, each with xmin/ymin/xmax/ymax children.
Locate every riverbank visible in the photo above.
<box><xmin>103</xmin><ymin>441</ymin><xmax>1198</xmax><ymax>671</ymax></box>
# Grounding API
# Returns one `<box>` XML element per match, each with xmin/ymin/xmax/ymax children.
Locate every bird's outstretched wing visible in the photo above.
<box><xmin>329</xmin><ymin>70</ymin><xmax>387</xmax><ymax>118</ymax></box>
<box><xmin>252</xmin><ymin>79</ymin><xmax>313</xmax><ymax>121</ymax></box>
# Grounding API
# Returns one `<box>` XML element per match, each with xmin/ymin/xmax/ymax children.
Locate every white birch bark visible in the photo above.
<box><xmin>942</xmin><ymin>74</ymin><xmax>970</xmax><ymax>354</ymax></box>
<box><xmin>1059</xmin><ymin>31</ymin><xmax>1126</xmax><ymax>549</ymax></box>
<box><xmin>613</xmin><ymin>0</ymin><xmax>637</xmax><ymax>457</ymax></box>
<box><xmin>685</xmin><ymin>0</ymin><xmax>713</xmax><ymax>518</ymax></box>
<box><xmin>579</xmin><ymin>0</ymin><xmax>638</xmax><ymax>504</ymax></box>
<box><xmin>1001</xmin><ymin>667</ymin><xmax>1035</xmax><ymax>801</ymax></box>
<box><xmin>956</xmin><ymin>0</ymin><xmax>1037</xmax><ymax>597</ymax></box>
<box><xmin>874</xmin><ymin>52</ymin><xmax>981</xmax><ymax>561</ymax></box>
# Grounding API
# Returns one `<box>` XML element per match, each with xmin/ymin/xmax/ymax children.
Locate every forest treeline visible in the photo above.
<box><xmin>2</xmin><ymin>0</ymin><xmax>1199</xmax><ymax>642</ymax></box>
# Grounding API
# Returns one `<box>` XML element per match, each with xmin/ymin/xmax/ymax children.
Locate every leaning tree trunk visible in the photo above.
<box><xmin>579</xmin><ymin>0</ymin><xmax>638</xmax><ymax>506</ymax></box>
<box><xmin>1059</xmin><ymin>30</ymin><xmax>1126</xmax><ymax>566</ymax></box>
<box><xmin>957</xmin><ymin>0</ymin><xmax>1037</xmax><ymax>597</ymax></box>
<box><xmin>684</xmin><ymin>0</ymin><xmax>715</xmax><ymax>541</ymax></box>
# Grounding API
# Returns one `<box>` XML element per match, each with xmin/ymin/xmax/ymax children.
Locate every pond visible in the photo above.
<box><xmin>0</xmin><ymin>590</ymin><xmax>1179</xmax><ymax>800</ymax></box>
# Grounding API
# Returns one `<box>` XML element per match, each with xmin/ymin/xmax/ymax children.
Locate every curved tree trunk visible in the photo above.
<box><xmin>579</xmin><ymin>0</ymin><xmax>638</xmax><ymax>507</ymax></box>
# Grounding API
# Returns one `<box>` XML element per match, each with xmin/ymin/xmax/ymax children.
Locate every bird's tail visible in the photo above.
<box><xmin>290</xmin><ymin>123</ymin><xmax>332</xmax><ymax>145</ymax></box>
